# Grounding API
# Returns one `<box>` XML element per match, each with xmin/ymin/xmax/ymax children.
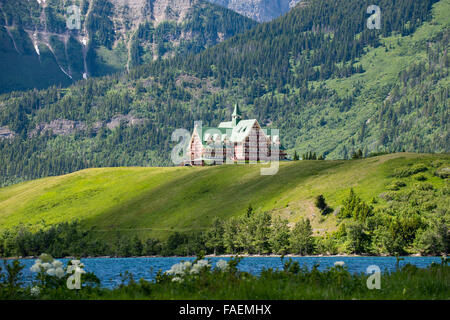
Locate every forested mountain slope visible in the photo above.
<box><xmin>0</xmin><ymin>0</ymin><xmax>256</xmax><ymax>93</ymax></box>
<box><xmin>0</xmin><ymin>0</ymin><xmax>448</xmax><ymax>187</ymax></box>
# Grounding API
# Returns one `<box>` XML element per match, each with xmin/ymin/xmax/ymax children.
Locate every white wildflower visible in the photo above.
<box><xmin>54</xmin><ymin>267</ymin><xmax>65</xmax><ymax>279</ymax></box>
<box><xmin>172</xmin><ymin>276</ymin><xmax>183</xmax><ymax>283</ymax></box>
<box><xmin>215</xmin><ymin>259</ymin><xmax>228</xmax><ymax>271</ymax></box>
<box><xmin>334</xmin><ymin>261</ymin><xmax>345</xmax><ymax>267</ymax></box>
<box><xmin>166</xmin><ymin>262</ymin><xmax>188</xmax><ymax>276</ymax></box>
<box><xmin>67</xmin><ymin>260</ymin><xmax>85</xmax><ymax>274</ymax></box>
<box><xmin>190</xmin><ymin>259</ymin><xmax>210</xmax><ymax>274</ymax></box>
<box><xmin>190</xmin><ymin>265</ymin><xmax>201</xmax><ymax>274</ymax></box>
<box><xmin>30</xmin><ymin>262</ymin><xmax>42</xmax><ymax>273</ymax></box>
<box><xmin>41</xmin><ymin>262</ymin><xmax>52</xmax><ymax>270</ymax></box>
<box><xmin>52</xmin><ymin>260</ymin><xmax>63</xmax><ymax>268</ymax></box>
<box><xmin>46</xmin><ymin>268</ymin><xmax>56</xmax><ymax>276</ymax></box>
<box><xmin>30</xmin><ymin>286</ymin><xmax>40</xmax><ymax>296</ymax></box>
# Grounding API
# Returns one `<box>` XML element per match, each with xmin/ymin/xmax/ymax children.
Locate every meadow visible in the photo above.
<box><xmin>0</xmin><ymin>153</ymin><xmax>448</xmax><ymax>241</ymax></box>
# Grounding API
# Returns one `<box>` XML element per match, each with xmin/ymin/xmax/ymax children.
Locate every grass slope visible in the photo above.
<box><xmin>0</xmin><ymin>153</ymin><xmax>448</xmax><ymax>239</ymax></box>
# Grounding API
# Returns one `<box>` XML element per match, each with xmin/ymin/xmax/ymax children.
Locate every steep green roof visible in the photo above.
<box><xmin>232</xmin><ymin>103</ymin><xmax>241</xmax><ymax>117</ymax></box>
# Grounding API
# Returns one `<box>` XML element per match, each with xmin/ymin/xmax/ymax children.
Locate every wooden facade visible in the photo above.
<box><xmin>187</xmin><ymin>105</ymin><xmax>287</xmax><ymax>166</ymax></box>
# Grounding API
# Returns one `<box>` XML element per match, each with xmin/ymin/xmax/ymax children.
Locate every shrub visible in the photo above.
<box><xmin>394</xmin><ymin>163</ymin><xmax>428</xmax><ymax>178</ymax></box>
<box><xmin>315</xmin><ymin>195</ymin><xmax>327</xmax><ymax>212</ymax></box>
<box><xmin>414</xmin><ymin>174</ymin><xmax>427</xmax><ymax>181</ymax></box>
<box><xmin>387</xmin><ymin>180</ymin><xmax>407</xmax><ymax>190</ymax></box>
<box><xmin>434</xmin><ymin>167</ymin><xmax>450</xmax><ymax>179</ymax></box>
<box><xmin>416</xmin><ymin>182</ymin><xmax>434</xmax><ymax>191</ymax></box>
<box><xmin>338</xmin><ymin>189</ymin><xmax>373</xmax><ymax>221</ymax></box>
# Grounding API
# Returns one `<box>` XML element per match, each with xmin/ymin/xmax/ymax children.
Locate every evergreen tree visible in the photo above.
<box><xmin>290</xmin><ymin>218</ymin><xmax>315</xmax><ymax>255</ymax></box>
<box><xmin>250</xmin><ymin>212</ymin><xmax>272</xmax><ymax>254</ymax></box>
<box><xmin>205</xmin><ymin>217</ymin><xmax>224</xmax><ymax>255</ymax></box>
<box><xmin>269</xmin><ymin>217</ymin><xmax>290</xmax><ymax>254</ymax></box>
<box><xmin>223</xmin><ymin>217</ymin><xmax>239</xmax><ymax>254</ymax></box>
<box><xmin>315</xmin><ymin>195</ymin><xmax>328</xmax><ymax>213</ymax></box>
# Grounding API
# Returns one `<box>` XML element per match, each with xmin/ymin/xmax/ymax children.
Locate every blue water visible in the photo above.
<box><xmin>4</xmin><ymin>256</ymin><xmax>442</xmax><ymax>288</ymax></box>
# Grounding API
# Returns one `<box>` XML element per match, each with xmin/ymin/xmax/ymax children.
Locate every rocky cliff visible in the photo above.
<box><xmin>0</xmin><ymin>0</ymin><xmax>256</xmax><ymax>93</ymax></box>
<box><xmin>207</xmin><ymin>0</ymin><xmax>302</xmax><ymax>22</ymax></box>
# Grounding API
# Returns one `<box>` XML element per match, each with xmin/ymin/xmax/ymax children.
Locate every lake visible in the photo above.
<box><xmin>7</xmin><ymin>256</ymin><xmax>443</xmax><ymax>288</ymax></box>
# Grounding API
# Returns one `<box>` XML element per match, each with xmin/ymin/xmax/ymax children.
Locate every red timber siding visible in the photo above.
<box><xmin>244</xmin><ymin>122</ymin><xmax>269</xmax><ymax>161</ymax></box>
<box><xmin>189</xmin><ymin>129</ymin><xmax>204</xmax><ymax>165</ymax></box>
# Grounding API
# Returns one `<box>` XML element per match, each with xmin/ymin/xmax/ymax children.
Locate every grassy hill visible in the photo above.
<box><xmin>0</xmin><ymin>153</ymin><xmax>448</xmax><ymax>239</ymax></box>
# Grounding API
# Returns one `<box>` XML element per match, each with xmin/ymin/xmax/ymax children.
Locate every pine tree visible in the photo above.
<box><xmin>205</xmin><ymin>217</ymin><xmax>224</xmax><ymax>255</ymax></box>
<box><xmin>290</xmin><ymin>218</ymin><xmax>315</xmax><ymax>255</ymax></box>
<box><xmin>269</xmin><ymin>216</ymin><xmax>290</xmax><ymax>254</ymax></box>
<box><xmin>315</xmin><ymin>195</ymin><xmax>327</xmax><ymax>213</ymax></box>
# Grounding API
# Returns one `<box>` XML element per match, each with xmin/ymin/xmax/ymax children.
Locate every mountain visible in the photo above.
<box><xmin>207</xmin><ymin>0</ymin><xmax>302</xmax><ymax>22</ymax></box>
<box><xmin>0</xmin><ymin>0</ymin><xmax>448</xmax><ymax>187</ymax></box>
<box><xmin>0</xmin><ymin>0</ymin><xmax>257</xmax><ymax>93</ymax></box>
<box><xmin>0</xmin><ymin>153</ymin><xmax>448</xmax><ymax>241</ymax></box>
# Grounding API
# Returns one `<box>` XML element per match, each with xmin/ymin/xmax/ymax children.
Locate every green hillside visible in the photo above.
<box><xmin>0</xmin><ymin>153</ymin><xmax>448</xmax><ymax>241</ymax></box>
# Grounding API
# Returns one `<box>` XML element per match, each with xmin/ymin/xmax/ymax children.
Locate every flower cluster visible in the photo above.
<box><xmin>165</xmin><ymin>259</ymin><xmax>230</xmax><ymax>283</ymax></box>
<box><xmin>190</xmin><ymin>259</ymin><xmax>210</xmax><ymax>275</ymax></box>
<box><xmin>166</xmin><ymin>261</ymin><xmax>192</xmax><ymax>277</ymax></box>
<box><xmin>334</xmin><ymin>261</ymin><xmax>345</xmax><ymax>267</ymax></box>
<box><xmin>30</xmin><ymin>254</ymin><xmax>65</xmax><ymax>279</ymax></box>
<box><xmin>67</xmin><ymin>260</ymin><xmax>85</xmax><ymax>274</ymax></box>
<box><xmin>215</xmin><ymin>259</ymin><xmax>229</xmax><ymax>271</ymax></box>
<box><xmin>30</xmin><ymin>286</ymin><xmax>41</xmax><ymax>296</ymax></box>
<box><xmin>165</xmin><ymin>259</ymin><xmax>214</xmax><ymax>282</ymax></box>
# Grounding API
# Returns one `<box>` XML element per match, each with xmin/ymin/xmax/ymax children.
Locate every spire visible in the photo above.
<box><xmin>232</xmin><ymin>103</ymin><xmax>241</xmax><ymax>117</ymax></box>
<box><xmin>232</xmin><ymin>103</ymin><xmax>241</xmax><ymax>126</ymax></box>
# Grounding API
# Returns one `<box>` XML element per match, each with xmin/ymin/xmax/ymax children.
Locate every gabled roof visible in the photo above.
<box><xmin>229</xmin><ymin>119</ymin><xmax>257</xmax><ymax>142</ymax></box>
<box><xmin>218</xmin><ymin>121</ymin><xmax>233</xmax><ymax>128</ymax></box>
<box><xmin>191</xmin><ymin>106</ymin><xmax>285</xmax><ymax>150</ymax></box>
<box><xmin>195</xmin><ymin>120</ymin><xmax>257</xmax><ymax>145</ymax></box>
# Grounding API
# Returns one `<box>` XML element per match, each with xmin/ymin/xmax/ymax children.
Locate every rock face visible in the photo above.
<box><xmin>0</xmin><ymin>126</ymin><xmax>16</xmax><ymax>139</ymax></box>
<box><xmin>207</xmin><ymin>0</ymin><xmax>302</xmax><ymax>22</ymax></box>
<box><xmin>29</xmin><ymin>116</ymin><xmax>148</xmax><ymax>137</ymax></box>
<box><xmin>30</xmin><ymin>120</ymin><xmax>87</xmax><ymax>137</ymax></box>
<box><xmin>0</xmin><ymin>0</ymin><xmax>256</xmax><ymax>93</ymax></box>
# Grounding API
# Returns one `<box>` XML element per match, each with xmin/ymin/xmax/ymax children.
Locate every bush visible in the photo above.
<box><xmin>394</xmin><ymin>163</ymin><xmax>428</xmax><ymax>178</ymax></box>
<box><xmin>414</xmin><ymin>174</ymin><xmax>427</xmax><ymax>181</ymax></box>
<box><xmin>315</xmin><ymin>195</ymin><xmax>327</xmax><ymax>212</ymax></box>
<box><xmin>434</xmin><ymin>167</ymin><xmax>450</xmax><ymax>179</ymax></box>
<box><xmin>416</xmin><ymin>182</ymin><xmax>434</xmax><ymax>191</ymax></box>
<box><xmin>386</xmin><ymin>180</ymin><xmax>407</xmax><ymax>190</ymax></box>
